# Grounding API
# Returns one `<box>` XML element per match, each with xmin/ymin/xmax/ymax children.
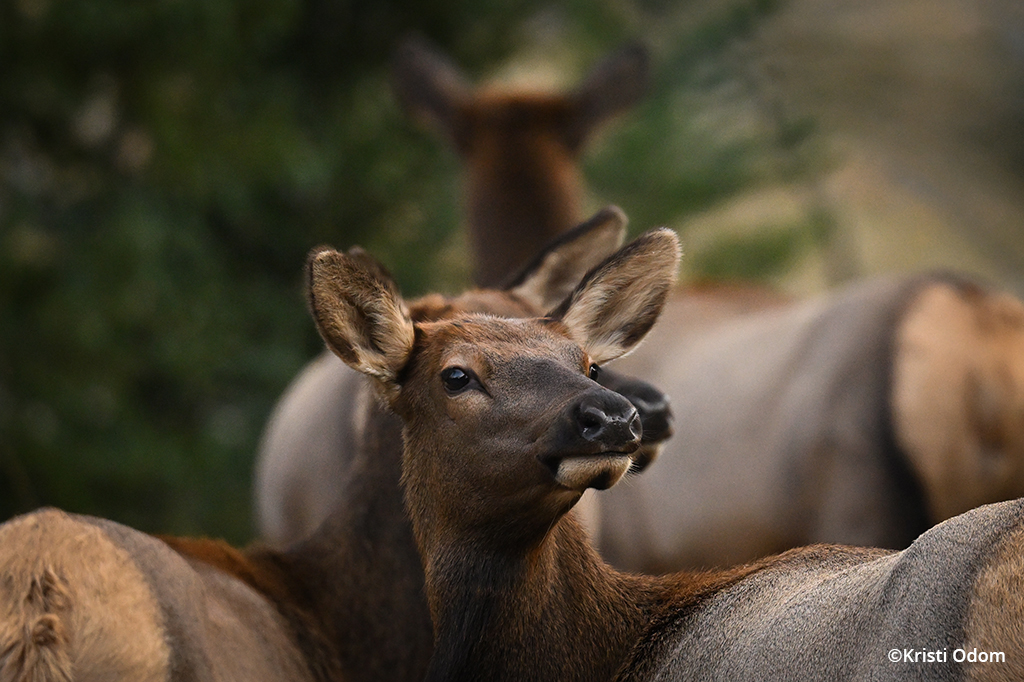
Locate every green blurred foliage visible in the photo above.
<box><xmin>0</xmin><ymin>0</ymin><xmax>826</xmax><ymax>542</ymax></box>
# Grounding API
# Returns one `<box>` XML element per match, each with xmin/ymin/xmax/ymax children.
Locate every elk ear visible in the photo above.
<box><xmin>504</xmin><ymin>206</ymin><xmax>628</xmax><ymax>312</ymax></box>
<box><xmin>550</xmin><ymin>228</ymin><xmax>679</xmax><ymax>364</ymax></box>
<box><xmin>306</xmin><ymin>247</ymin><xmax>416</xmax><ymax>389</ymax></box>
<box><xmin>391</xmin><ymin>35</ymin><xmax>472</xmax><ymax>150</ymax></box>
<box><xmin>565</xmin><ymin>42</ymin><xmax>650</xmax><ymax>152</ymax></box>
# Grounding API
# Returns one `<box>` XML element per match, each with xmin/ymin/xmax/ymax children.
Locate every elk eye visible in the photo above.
<box><xmin>588</xmin><ymin>364</ymin><xmax>601</xmax><ymax>382</ymax></box>
<box><xmin>441</xmin><ymin>367</ymin><xmax>472</xmax><ymax>393</ymax></box>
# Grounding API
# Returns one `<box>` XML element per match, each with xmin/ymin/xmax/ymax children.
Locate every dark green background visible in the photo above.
<box><xmin>0</xmin><ymin>0</ymin><xmax>962</xmax><ymax>542</ymax></box>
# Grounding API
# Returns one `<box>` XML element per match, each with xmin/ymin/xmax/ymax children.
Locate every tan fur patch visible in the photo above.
<box><xmin>0</xmin><ymin>509</ymin><xmax>170</xmax><ymax>682</ymax></box>
<box><xmin>893</xmin><ymin>282</ymin><xmax>1024</xmax><ymax>521</ymax></box>
<box><xmin>963</xmin><ymin>523</ymin><xmax>1024</xmax><ymax>681</ymax></box>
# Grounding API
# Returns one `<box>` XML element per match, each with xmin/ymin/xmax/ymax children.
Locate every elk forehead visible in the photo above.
<box><xmin>422</xmin><ymin>315</ymin><xmax>589</xmax><ymax>375</ymax></box>
<box><xmin>410</xmin><ymin>290</ymin><xmax>537</xmax><ymax>323</ymax></box>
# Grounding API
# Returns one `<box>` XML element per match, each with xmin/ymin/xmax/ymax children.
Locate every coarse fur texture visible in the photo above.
<box><xmin>0</xmin><ymin>509</ymin><xmax>322</xmax><ymax>682</ymax></box>
<box><xmin>962</xmin><ymin>522</ymin><xmax>1024</xmax><ymax>681</ymax></box>
<box><xmin>309</xmin><ymin>236</ymin><xmax>1024</xmax><ymax>682</ymax></box>
<box><xmin>0</xmin><ymin>511</ymin><xmax>169</xmax><ymax>682</ymax></box>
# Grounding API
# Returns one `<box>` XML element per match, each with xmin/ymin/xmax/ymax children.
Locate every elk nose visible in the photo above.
<box><xmin>622</xmin><ymin>384</ymin><xmax>672</xmax><ymax>445</ymax></box>
<box><xmin>575</xmin><ymin>392</ymin><xmax>642</xmax><ymax>448</ymax></box>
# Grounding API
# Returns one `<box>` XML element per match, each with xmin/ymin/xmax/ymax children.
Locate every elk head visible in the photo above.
<box><xmin>392</xmin><ymin>37</ymin><xmax>650</xmax><ymax>287</ymax></box>
<box><xmin>307</xmin><ymin>228</ymin><xmax>679</xmax><ymax>552</ymax></box>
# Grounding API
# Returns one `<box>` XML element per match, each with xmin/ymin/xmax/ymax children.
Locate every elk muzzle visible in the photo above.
<box><xmin>540</xmin><ymin>388</ymin><xmax>642</xmax><ymax>492</ymax></box>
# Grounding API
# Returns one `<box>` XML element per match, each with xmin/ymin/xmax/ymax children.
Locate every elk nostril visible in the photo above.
<box><xmin>578</xmin><ymin>405</ymin><xmax>608</xmax><ymax>440</ymax></box>
<box><xmin>629</xmin><ymin>411</ymin><xmax>643</xmax><ymax>441</ymax></box>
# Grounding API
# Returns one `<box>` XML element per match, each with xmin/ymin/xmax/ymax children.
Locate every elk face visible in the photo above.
<box><xmin>307</xmin><ymin>227</ymin><xmax>679</xmax><ymax>547</ymax></box>
<box><xmin>392</xmin><ymin>316</ymin><xmax>643</xmax><ymax>544</ymax></box>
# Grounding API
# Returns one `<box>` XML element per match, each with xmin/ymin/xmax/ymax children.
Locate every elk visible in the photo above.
<box><xmin>391</xmin><ymin>35</ymin><xmax>650</xmax><ymax>288</ymax></box>
<box><xmin>389</xmin><ymin>37</ymin><xmax>1024</xmax><ymax>571</ymax></box>
<box><xmin>258</xmin><ymin>35</ymin><xmax>1024</xmax><ymax>576</ymax></box>
<box><xmin>254</xmin><ymin>38</ymin><xmax>653</xmax><ymax>549</ymax></box>
<box><xmin>601</xmin><ymin>274</ymin><xmax>1024</xmax><ymax>571</ymax></box>
<box><xmin>310</xmin><ymin>227</ymin><xmax>1024</xmax><ymax>682</ymax></box>
<box><xmin>0</xmin><ymin>211</ymin><xmax>666</xmax><ymax>682</ymax></box>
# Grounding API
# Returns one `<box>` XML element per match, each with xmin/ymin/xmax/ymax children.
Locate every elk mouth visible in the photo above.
<box><xmin>541</xmin><ymin>448</ymin><xmax>636</xmax><ymax>492</ymax></box>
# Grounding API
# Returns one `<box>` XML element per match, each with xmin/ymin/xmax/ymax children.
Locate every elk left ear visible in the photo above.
<box><xmin>505</xmin><ymin>205</ymin><xmax>627</xmax><ymax>312</ymax></box>
<box><xmin>550</xmin><ymin>228</ymin><xmax>679</xmax><ymax>364</ymax></box>
<box><xmin>306</xmin><ymin>247</ymin><xmax>416</xmax><ymax>391</ymax></box>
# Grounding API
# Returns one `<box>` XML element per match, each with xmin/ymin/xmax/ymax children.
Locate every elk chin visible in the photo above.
<box><xmin>549</xmin><ymin>453</ymin><xmax>633</xmax><ymax>492</ymax></box>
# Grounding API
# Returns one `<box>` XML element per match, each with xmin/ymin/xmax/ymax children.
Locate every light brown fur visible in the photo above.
<box><xmin>894</xmin><ymin>280</ymin><xmax>1024</xmax><ymax>522</ymax></box>
<box><xmin>964</xmin><ymin>523</ymin><xmax>1024</xmax><ymax>681</ymax></box>
<box><xmin>0</xmin><ymin>509</ymin><xmax>170</xmax><ymax>682</ymax></box>
<box><xmin>0</xmin><ymin>511</ymin><xmax>332</xmax><ymax>682</ymax></box>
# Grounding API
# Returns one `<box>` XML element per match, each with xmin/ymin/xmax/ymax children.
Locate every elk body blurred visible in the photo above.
<box><xmin>605</xmin><ymin>272</ymin><xmax>1024</xmax><ymax>570</ymax></box>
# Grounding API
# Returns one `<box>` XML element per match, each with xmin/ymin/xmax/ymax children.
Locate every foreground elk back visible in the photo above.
<box><xmin>309</xmin><ymin>229</ymin><xmax>1024</xmax><ymax>682</ymax></box>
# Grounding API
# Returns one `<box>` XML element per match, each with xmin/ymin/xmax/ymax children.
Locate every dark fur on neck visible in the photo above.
<box><xmin>422</xmin><ymin>511</ymin><xmax>770</xmax><ymax>682</ymax></box>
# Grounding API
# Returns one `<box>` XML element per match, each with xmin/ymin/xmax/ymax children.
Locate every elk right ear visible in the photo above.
<box><xmin>306</xmin><ymin>248</ymin><xmax>416</xmax><ymax>389</ymax></box>
<box><xmin>550</xmin><ymin>227</ymin><xmax>679</xmax><ymax>364</ymax></box>
<box><xmin>504</xmin><ymin>206</ymin><xmax>628</xmax><ymax>312</ymax></box>
<box><xmin>391</xmin><ymin>36</ymin><xmax>472</xmax><ymax>150</ymax></box>
<box><xmin>565</xmin><ymin>42</ymin><xmax>650</xmax><ymax>152</ymax></box>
